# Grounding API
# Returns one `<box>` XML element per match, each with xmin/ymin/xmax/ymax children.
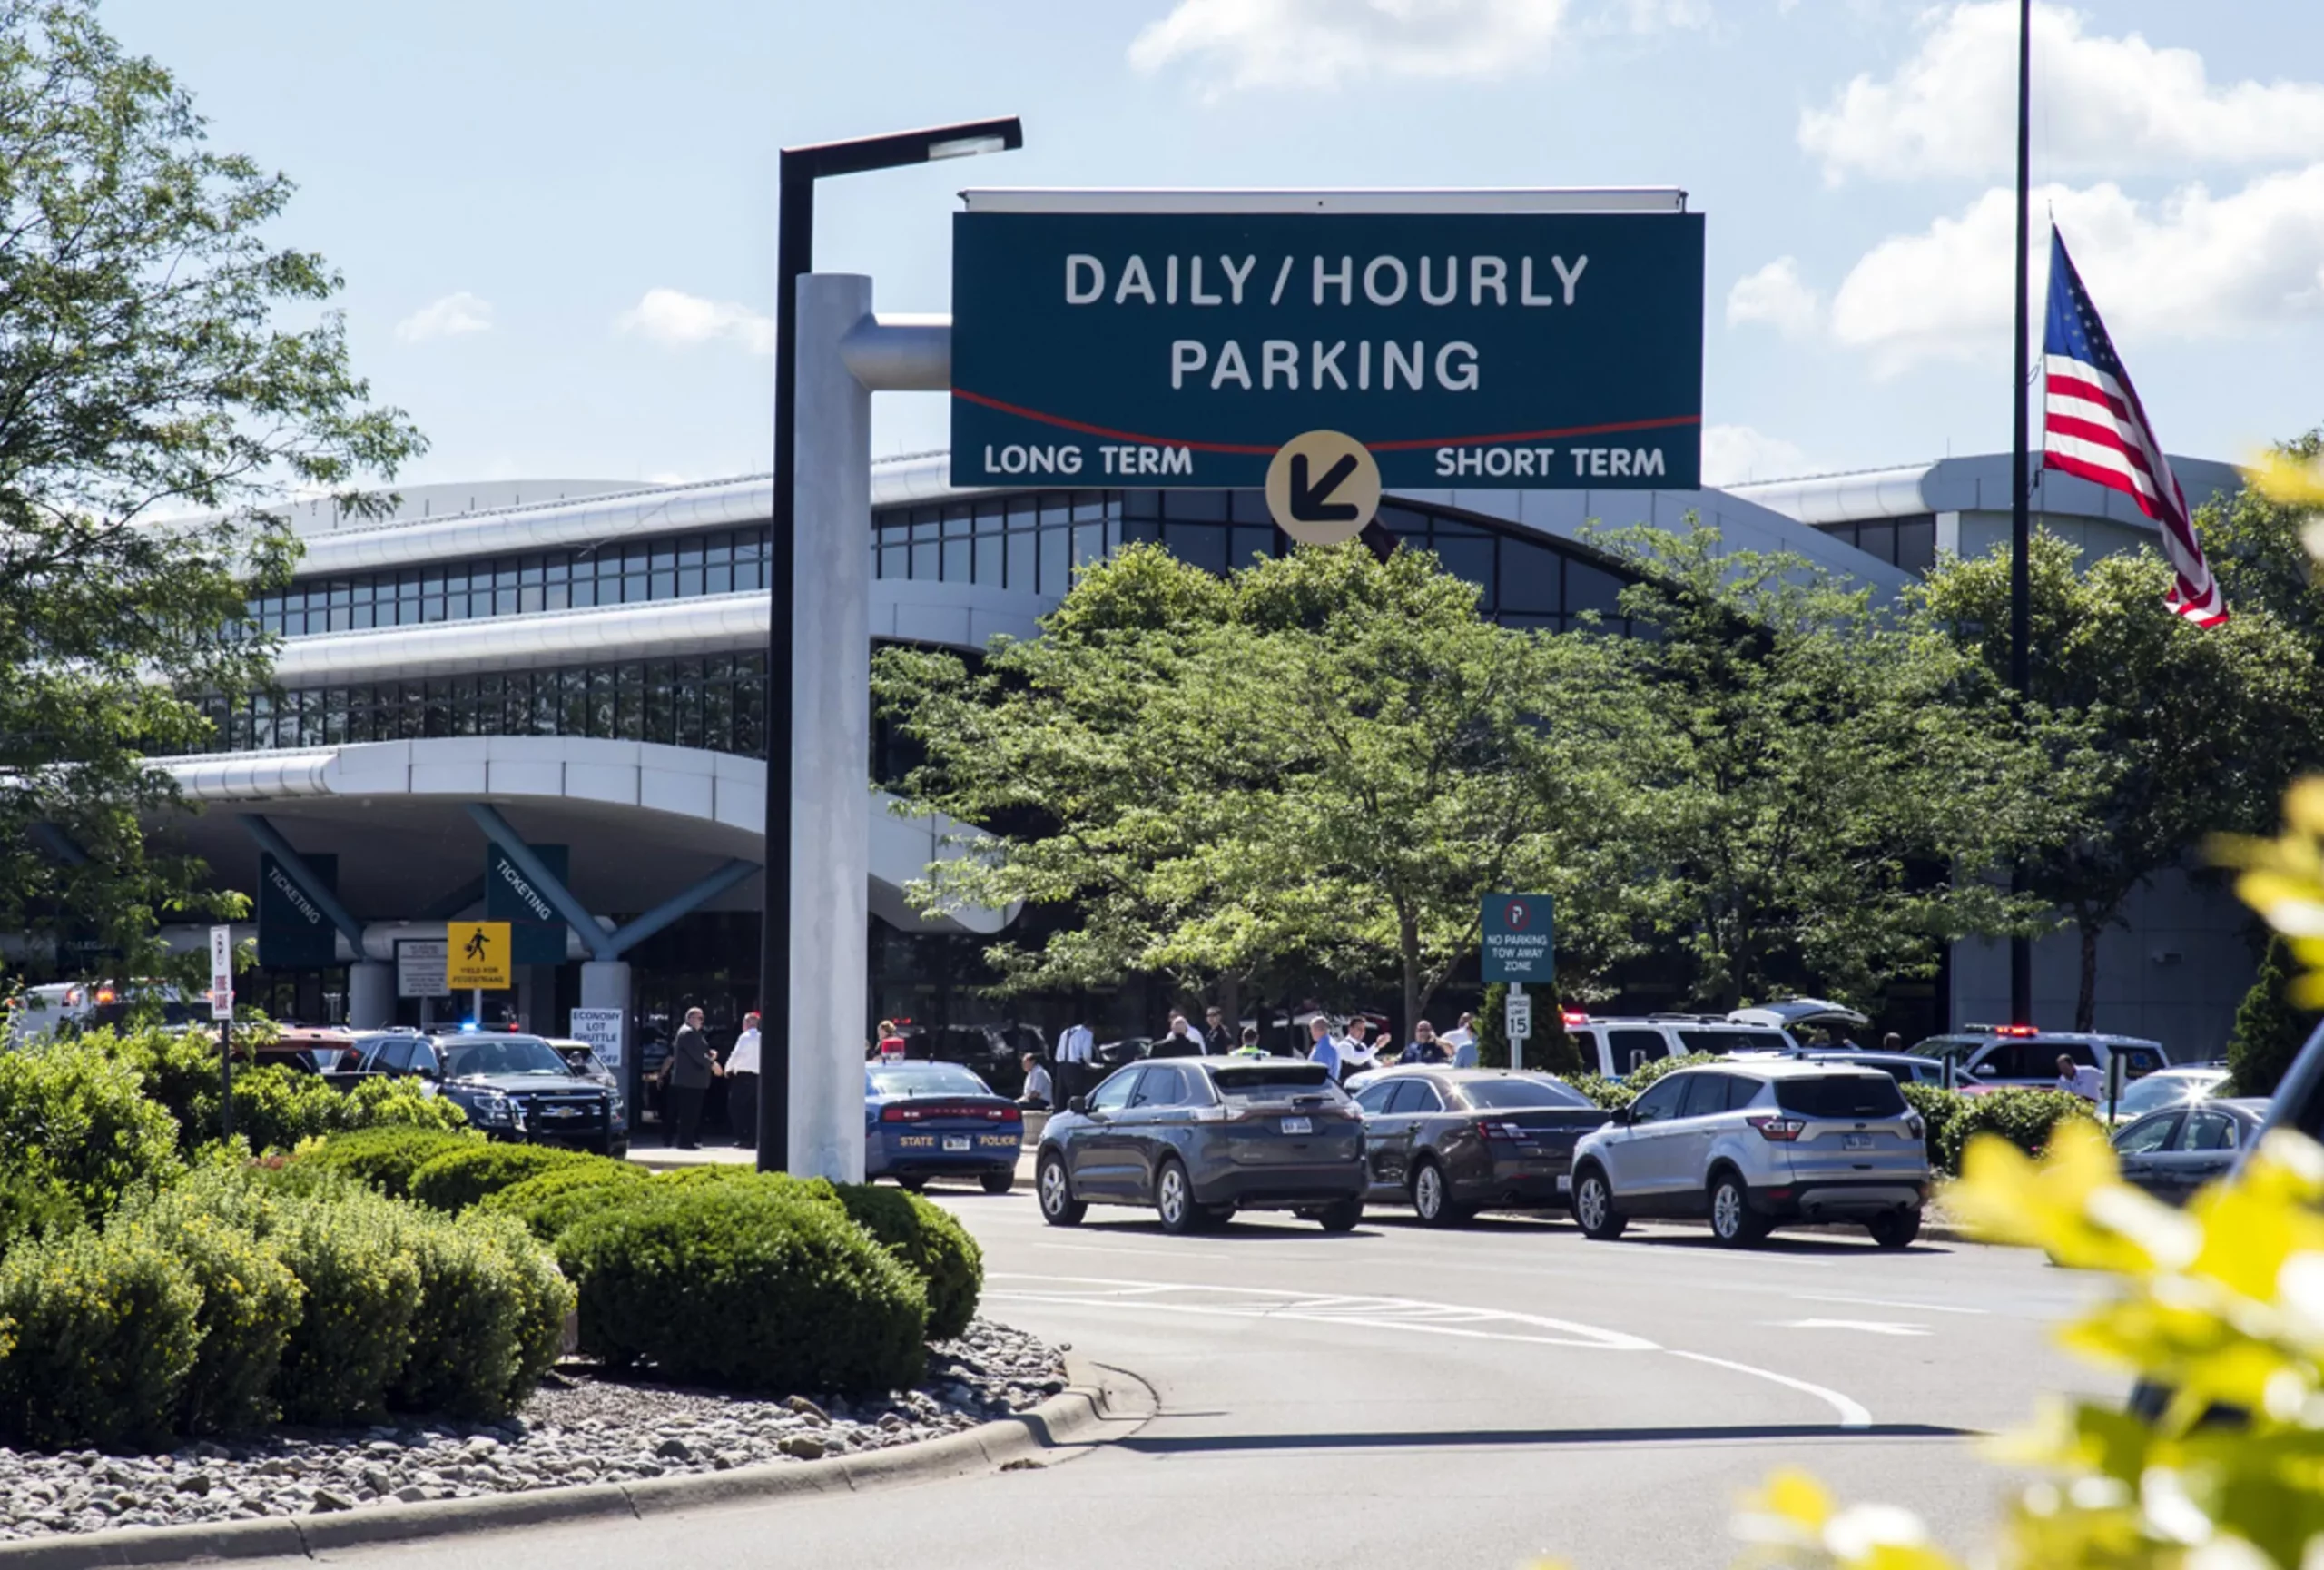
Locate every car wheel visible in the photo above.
<box><xmin>895</xmin><ymin>1176</ymin><xmax>928</xmax><ymax>1193</ymax></box>
<box><xmin>1313</xmin><ymin>1199</ymin><xmax>1363</xmax><ymax>1233</ymax></box>
<box><xmin>1411</xmin><ymin>1160</ymin><xmax>1470</xmax><ymax>1227</ymax></box>
<box><xmin>980</xmin><ymin>1170</ymin><xmax>1015</xmax><ymax>1195</ymax></box>
<box><xmin>1037</xmin><ymin>1152</ymin><xmax>1085</xmax><ymax>1227</ymax></box>
<box><xmin>1197</xmin><ymin>1204</ymin><xmax>1236</xmax><ymax>1229</ymax></box>
<box><xmin>1573</xmin><ymin>1167</ymin><xmax>1627</xmax><ymax>1240</ymax></box>
<box><xmin>1709</xmin><ymin>1173</ymin><xmax>1768</xmax><ymax>1248</ymax></box>
<box><xmin>1867</xmin><ymin>1210</ymin><xmax>1923</xmax><ymax>1249</ymax></box>
<box><xmin>1155</xmin><ymin>1159</ymin><xmax>1199</xmax><ymax>1235</ymax></box>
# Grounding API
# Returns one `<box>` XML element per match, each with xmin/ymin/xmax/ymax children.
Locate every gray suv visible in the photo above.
<box><xmin>1036</xmin><ymin>1057</ymin><xmax>1366</xmax><ymax>1234</ymax></box>
<box><xmin>1570</xmin><ymin>1061</ymin><xmax>1929</xmax><ymax>1249</ymax></box>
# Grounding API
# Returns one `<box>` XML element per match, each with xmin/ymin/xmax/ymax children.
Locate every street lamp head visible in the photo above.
<box><xmin>927</xmin><ymin>133</ymin><xmax>1010</xmax><ymax>161</ymax></box>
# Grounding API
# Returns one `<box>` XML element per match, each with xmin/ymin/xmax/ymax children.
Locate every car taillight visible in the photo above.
<box><xmin>881</xmin><ymin>1104</ymin><xmax>922</xmax><ymax>1122</ymax></box>
<box><xmin>1748</xmin><ymin>1115</ymin><xmax>1806</xmax><ymax>1142</ymax></box>
<box><xmin>1191</xmin><ymin>1104</ymin><xmax>1255</xmax><ymax>1123</ymax></box>
<box><xmin>1905</xmin><ymin>1113</ymin><xmax>1925</xmax><ymax>1140</ymax></box>
<box><xmin>1474</xmin><ymin>1121</ymin><xmax>1526</xmax><ymax>1141</ymax></box>
<box><xmin>996</xmin><ymin>1106</ymin><xmax>1022</xmax><ymax>1124</ymax></box>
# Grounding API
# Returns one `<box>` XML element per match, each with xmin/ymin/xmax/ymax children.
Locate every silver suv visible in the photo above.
<box><xmin>1569</xmin><ymin>1061</ymin><xmax>1930</xmax><ymax>1249</ymax></box>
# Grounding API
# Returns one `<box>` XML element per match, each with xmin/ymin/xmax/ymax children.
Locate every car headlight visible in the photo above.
<box><xmin>472</xmin><ymin>1093</ymin><xmax>517</xmax><ymax>1127</ymax></box>
<box><xmin>609</xmin><ymin>1095</ymin><xmax>627</xmax><ymax>1121</ymax></box>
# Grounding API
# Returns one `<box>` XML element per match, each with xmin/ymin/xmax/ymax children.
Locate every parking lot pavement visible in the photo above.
<box><xmin>269</xmin><ymin>1185</ymin><xmax>2103</xmax><ymax>1570</ymax></box>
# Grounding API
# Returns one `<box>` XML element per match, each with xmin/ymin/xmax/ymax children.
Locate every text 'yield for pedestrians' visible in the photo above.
<box><xmin>949</xmin><ymin>191</ymin><xmax>1705</xmax><ymax>492</ymax></box>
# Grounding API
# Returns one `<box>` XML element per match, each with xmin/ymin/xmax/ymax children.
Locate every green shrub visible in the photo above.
<box><xmin>92</xmin><ymin>1024</ymin><xmax>226</xmax><ymax>1154</ymax></box>
<box><xmin>137</xmin><ymin>1188</ymin><xmax>305</xmax><ymax>1434</ymax></box>
<box><xmin>302</xmin><ymin>1126</ymin><xmax>482</xmax><ymax>1200</ymax></box>
<box><xmin>557</xmin><ymin>1184</ymin><xmax>927</xmax><ymax>1394</ymax></box>
<box><xmin>0</xmin><ymin>1041</ymin><xmax>182</xmax><ymax>1222</ymax></box>
<box><xmin>480</xmin><ymin>1160</ymin><xmax>653</xmax><ymax>1242</ymax></box>
<box><xmin>337</xmin><ymin>1075</ymin><xmax>475</xmax><ymax>1137</ymax></box>
<box><xmin>1940</xmin><ymin>1087</ymin><xmax>2099</xmax><ymax>1174</ymax></box>
<box><xmin>652</xmin><ymin>1165</ymin><xmax>841</xmax><ymax>1204</ymax></box>
<box><xmin>409</xmin><ymin>1143</ymin><xmax>594</xmax><ymax>1213</ymax></box>
<box><xmin>265</xmin><ymin>1190</ymin><xmax>424</xmax><ymax>1426</ymax></box>
<box><xmin>389</xmin><ymin>1208</ymin><xmax>573</xmax><ymax>1420</ymax></box>
<box><xmin>0</xmin><ymin>1170</ymin><xmax>84</xmax><ymax>1263</ymax></box>
<box><xmin>2228</xmin><ymin>933</ymin><xmax>2316</xmax><ymax>1097</ymax></box>
<box><xmin>1566</xmin><ymin>1072</ymin><xmax>1636</xmax><ymax>1111</ymax></box>
<box><xmin>0</xmin><ymin>1222</ymin><xmax>202</xmax><ymax>1449</ymax></box>
<box><xmin>833</xmin><ymin>1185</ymin><xmax>983</xmax><ymax>1340</ymax></box>
<box><xmin>1901</xmin><ymin>1083</ymin><xmax>1969</xmax><ymax>1174</ymax></box>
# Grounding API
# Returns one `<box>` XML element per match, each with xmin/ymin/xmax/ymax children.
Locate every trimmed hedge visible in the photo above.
<box><xmin>1566</xmin><ymin>1073</ymin><xmax>1636</xmax><ymax>1111</ymax></box>
<box><xmin>480</xmin><ymin>1160</ymin><xmax>653</xmax><ymax>1242</ymax></box>
<box><xmin>138</xmin><ymin>1190</ymin><xmax>304</xmax><ymax>1434</ymax></box>
<box><xmin>95</xmin><ymin>1026</ymin><xmax>469</xmax><ymax>1155</ymax></box>
<box><xmin>0</xmin><ymin>1222</ymin><xmax>202</xmax><ymax>1450</ymax></box>
<box><xmin>0</xmin><ymin>1043</ymin><xmax>182</xmax><ymax>1223</ymax></box>
<box><xmin>0</xmin><ymin>1171</ymin><xmax>84</xmax><ymax>1264</ymax></box>
<box><xmin>267</xmin><ymin>1190</ymin><xmax>425</xmax><ymax>1426</ymax></box>
<box><xmin>833</xmin><ymin>1185</ymin><xmax>983</xmax><ymax>1341</ymax></box>
<box><xmin>302</xmin><ymin>1126</ymin><xmax>483</xmax><ymax>1200</ymax></box>
<box><xmin>1901</xmin><ymin>1083</ymin><xmax>1966</xmax><ymax>1173</ymax></box>
<box><xmin>1943</xmin><ymin>1087</ymin><xmax>2100</xmax><ymax>1174</ymax></box>
<box><xmin>557</xmin><ymin>1184</ymin><xmax>927</xmax><ymax>1394</ymax></box>
<box><xmin>1625</xmin><ymin>1052</ymin><xmax>1721</xmax><ymax>1091</ymax></box>
<box><xmin>409</xmin><ymin>1143</ymin><xmax>595</xmax><ymax>1213</ymax></box>
<box><xmin>390</xmin><ymin>1208</ymin><xmax>574</xmax><ymax>1420</ymax></box>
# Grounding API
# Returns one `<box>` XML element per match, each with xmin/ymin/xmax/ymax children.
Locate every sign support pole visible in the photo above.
<box><xmin>1509</xmin><ymin>982</ymin><xmax>1527</xmax><ymax>1072</ymax></box>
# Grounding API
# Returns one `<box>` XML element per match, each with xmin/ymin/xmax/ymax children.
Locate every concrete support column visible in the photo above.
<box><xmin>788</xmin><ymin>272</ymin><xmax>873</xmax><ymax>1185</ymax></box>
<box><xmin>347</xmin><ymin>962</ymin><xmax>394</xmax><ymax>1030</ymax></box>
<box><xmin>580</xmin><ymin>960</ymin><xmax>632</xmax><ymax>1016</ymax></box>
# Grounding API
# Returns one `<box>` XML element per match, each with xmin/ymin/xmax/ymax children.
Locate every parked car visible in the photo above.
<box><xmin>5</xmin><ymin>981</ymin><xmax>207</xmax><ymax>1046</ymax></box>
<box><xmin>1906</xmin><ymin>1026</ymin><xmax>2168</xmax><ymax>1094</ymax></box>
<box><xmin>864</xmin><ymin>1061</ymin><xmax>1023</xmax><ymax>1193</ymax></box>
<box><xmin>1726</xmin><ymin>999</ymin><xmax>1872</xmax><ymax>1046</ymax></box>
<box><xmin>342</xmin><ymin>1029</ymin><xmax>628</xmax><ymax>1155</ymax></box>
<box><xmin>1351</xmin><ymin>1068</ymin><xmax>1609</xmax><ymax>1224</ymax></box>
<box><xmin>544</xmin><ymin>1038</ymin><xmax>619</xmax><ymax>1089</ymax></box>
<box><xmin>1036</xmin><ymin>1056</ymin><xmax>1365</xmax><ymax>1234</ymax></box>
<box><xmin>1746</xmin><ymin>1048</ymin><xmax>1953</xmax><ymax>1086</ymax></box>
<box><xmin>892</xmin><ymin>1022</ymin><xmax>1046</xmax><ymax>1097</ymax></box>
<box><xmin>2106</xmin><ymin>1064</ymin><xmax>2231</xmax><ymax>1126</ymax></box>
<box><xmin>2111</xmin><ymin>1097</ymin><xmax>2269</xmax><ymax>1205</ymax></box>
<box><xmin>1563</xmin><ymin>1013</ymin><xmax>1799</xmax><ymax>1078</ymax></box>
<box><xmin>1570</xmin><ymin>1061</ymin><xmax>1930</xmax><ymax>1249</ymax></box>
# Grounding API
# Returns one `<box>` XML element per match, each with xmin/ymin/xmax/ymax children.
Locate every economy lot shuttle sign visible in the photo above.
<box><xmin>950</xmin><ymin>191</ymin><xmax>1704</xmax><ymax>492</ymax></box>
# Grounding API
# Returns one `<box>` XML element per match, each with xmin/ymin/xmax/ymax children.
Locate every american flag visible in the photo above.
<box><xmin>2040</xmin><ymin>229</ymin><xmax>2226</xmax><ymax>627</ymax></box>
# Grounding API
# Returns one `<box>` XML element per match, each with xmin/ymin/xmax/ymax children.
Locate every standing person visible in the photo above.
<box><xmin>1054</xmin><ymin>1021</ymin><xmax>1096</xmax><ymax>1108</ymax></box>
<box><xmin>1444</xmin><ymin>1012</ymin><xmax>1479</xmax><ymax>1069</ymax></box>
<box><xmin>1336</xmin><ymin>1020</ymin><xmax>1380</xmax><ymax>1081</ymax></box>
<box><xmin>1150</xmin><ymin>1013</ymin><xmax>1205</xmax><ymax>1058</ymax></box>
<box><xmin>1881</xmin><ymin>1032</ymin><xmax>1905</xmax><ymax>1052</ymax></box>
<box><xmin>1017</xmin><ymin>1052</ymin><xmax>1053</xmax><ymax>1110</ymax></box>
<box><xmin>2055</xmin><ymin>1053</ymin><xmax>2102</xmax><ymax>1102</ymax></box>
<box><xmin>1306</xmin><ymin>1015</ymin><xmax>1343</xmax><ymax>1080</ymax></box>
<box><xmin>1202</xmin><ymin>1005</ymin><xmax>1230</xmax><ymax>1052</ymax></box>
<box><xmin>724</xmin><ymin>1011</ymin><xmax>763</xmax><ymax>1149</ymax></box>
<box><xmin>875</xmin><ymin>1019</ymin><xmax>907</xmax><ymax>1062</ymax></box>
<box><xmin>1232</xmin><ymin>1026</ymin><xmax>1265</xmax><ymax>1058</ymax></box>
<box><xmin>1401</xmin><ymin>1021</ymin><xmax>1450</xmax><ymax>1066</ymax></box>
<box><xmin>665</xmin><ymin>1007</ymin><xmax>720</xmax><ymax>1150</ymax></box>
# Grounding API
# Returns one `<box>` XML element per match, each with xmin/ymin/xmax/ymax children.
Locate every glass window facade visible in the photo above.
<box><xmin>1815</xmin><ymin>514</ymin><xmax>1937</xmax><ymax>576</ymax></box>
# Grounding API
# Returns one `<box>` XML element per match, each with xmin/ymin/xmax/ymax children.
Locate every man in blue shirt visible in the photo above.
<box><xmin>1306</xmin><ymin>1015</ymin><xmax>1343</xmax><ymax>1079</ymax></box>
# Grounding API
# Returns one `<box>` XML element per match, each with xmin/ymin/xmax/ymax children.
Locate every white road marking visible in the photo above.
<box><xmin>1033</xmin><ymin>1243</ymin><xmax>1231</xmax><ymax>1262</ymax></box>
<box><xmin>1793</xmin><ymin>1293</ymin><xmax>1986</xmax><ymax>1317</ymax></box>
<box><xmin>1774</xmin><ymin>1318</ymin><xmax>1932</xmax><ymax>1338</ymax></box>
<box><xmin>987</xmin><ymin>1273</ymin><xmax>1880</xmax><ymax>1428</ymax></box>
<box><xmin>1663</xmin><ymin>1350</ymin><xmax>1874</xmax><ymax>1427</ymax></box>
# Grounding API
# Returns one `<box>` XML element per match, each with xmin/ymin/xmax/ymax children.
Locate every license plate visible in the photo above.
<box><xmin>1556</xmin><ymin>1173</ymin><xmax>1571</xmax><ymax>1193</ymax></box>
<box><xmin>1281</xmin><ymin>1116</ymin><xmax>1312</xmax><ymax>1135</ymax></box>
<box><xmin>1843</xmin><ymin>1133</ymin><xmax>1875</xmax><ymax>1150</ymax></box>
<box><xmin>943</xmin><ymin>1135</ymin><xmax>970</xmax><ymax>1152</ymax></box>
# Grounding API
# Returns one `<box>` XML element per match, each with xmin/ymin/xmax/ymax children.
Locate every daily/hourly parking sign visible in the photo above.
<box><xmin>950</xmin><ymin>191</ymin><xmax>1704</xmax><ymax>494</ymax></box>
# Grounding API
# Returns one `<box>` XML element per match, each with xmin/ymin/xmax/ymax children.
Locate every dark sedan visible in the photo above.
<box><xmin>1353</xmin><ymin>1069</ymin><xmax>1610</xmax><ymax>1225</ymax></box>
<box><xmin>2111</xmin><ymin>1096</ymin><xmax>2270</xmax><ymax>1205</ymax></box>
<box><xmin>1036</xmin><ymin>1057</ymin><xmax>1365</xmax><ymax>1234</ymax></box>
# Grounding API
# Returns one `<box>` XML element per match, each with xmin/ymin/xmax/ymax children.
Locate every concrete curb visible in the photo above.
<box><xmin>0</xmin><ymin>1358</ymin><xmax>1150</xmax><ymax>1569</ymax></box>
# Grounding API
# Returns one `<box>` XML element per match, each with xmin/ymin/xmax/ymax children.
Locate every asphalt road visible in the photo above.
<box><xmin>273</xmin><ymin>1193</ymin><xmax>2112</xmax><ymax>1570</ymax></box>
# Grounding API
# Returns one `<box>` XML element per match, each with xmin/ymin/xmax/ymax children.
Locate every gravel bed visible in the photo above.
<box><xmin>0</xmin><ymin>1320</ymin><xmax>1066</xmax><ymax>1540</ymax></box>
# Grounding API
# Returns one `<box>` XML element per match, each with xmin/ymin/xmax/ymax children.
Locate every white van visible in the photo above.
<box><xmin>1562</xmin><ymin>1013</ymin><xmax>1798</xmax><ymax>1078</ymax></box>
<box><xmin>4</xmin><ymin>982</ymin><xmax>202</xmax><ymax>1047</ymax></box>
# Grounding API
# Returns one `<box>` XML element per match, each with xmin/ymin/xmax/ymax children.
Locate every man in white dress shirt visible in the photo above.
<box><xmin>725</xmin><ymin>1012</ymin><xmax>763</xmax><ymax>1148</ymax></box>
<box><xmin>1055</xmin><ymin>1022</ymin><xmax>1097</xmax><ymax>1109</ymax></box>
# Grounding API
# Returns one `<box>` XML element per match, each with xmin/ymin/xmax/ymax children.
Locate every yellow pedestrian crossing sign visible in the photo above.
<box><xmin>446</xmin><ymin>921</ymin><xmax>512</xmax><ymax>989</ymax></box>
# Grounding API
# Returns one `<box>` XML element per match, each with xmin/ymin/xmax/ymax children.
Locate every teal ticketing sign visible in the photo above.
<box><xmin>1482</xmin><ymin>893</ymin><xmax>1555</xmax><ymax>984</ymax></box>
<box><xmin>259</xmin><ymin>852</ymin><xmax>338</xmax><ymax>969</ymax></box>
<box><xmin>950</xmin><ymin>199</ymin><xmax>1704</xmax><ymax>492</ymax></box>
<box><xmin>487</xmin><ymin>843</ymin><xmax>569</xmax><ymax>967</ymax></box>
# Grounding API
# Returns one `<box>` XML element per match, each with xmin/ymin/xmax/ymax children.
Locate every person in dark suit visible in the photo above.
<box><xmin>1148</xmin><ymin>1014</ymin><xmax>1206</xmax><ymax>1059</ymax></box>
<box><xmin>665</xmin><ymin>1007</ymin><xmax>720</xmax><ymax>1149</ymax></box>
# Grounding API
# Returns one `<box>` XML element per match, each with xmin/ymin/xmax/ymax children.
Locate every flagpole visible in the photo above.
<box><xmin>2007</xmin><ymin>0</ymin><xmax>2034</xmax><ymax>1026</ymax></box>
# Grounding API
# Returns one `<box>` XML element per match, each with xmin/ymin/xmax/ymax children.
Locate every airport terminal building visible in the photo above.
<box><xmin>103</xmin><ymin>447</ymin><xmax>2253</xmax><ymax>1082</ymax></box>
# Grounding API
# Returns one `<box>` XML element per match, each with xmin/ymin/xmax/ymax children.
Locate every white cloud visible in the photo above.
<box><xmin>616</xmin><ymin>287</ymin><xmax>775</xmax><ymax>355</ymax></box>
<box><xmin>1726</xmin><ymin>256</ymin><xmax>1823</xmax><ymax>337</ymax></box>
<box><xmin>1128</xmin><ymin>0</ymin><xmax>1571</xmax><ymax>93</ymax></box>
<box><xmin>1702</xmin><ymin>424</ymin><xmax>1815</xmax><ymax>486</ymax></box>
<box><xmin>1827</xmin><ymin>166</ymin><xmax>2324</xmax><ymax>374</ymax></box>
<box><xmin>1801</xmin><ymin>2</ymin><xmax>2324</xmax><ymax>183</ymax></box>
<box><xmin>1600</xmin><ymin>0</ymin><xmax>1709</xmax><ymax>32</ymax></box>
<box><xmin>394</xmin><ymin>291</ymin><xmax>493</xmax><ymax>343</ymax></box>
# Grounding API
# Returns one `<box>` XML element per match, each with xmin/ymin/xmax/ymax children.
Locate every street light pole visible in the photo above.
<box><xmin>759</xmin><ymin>116</ymin><xmax>1023</xmax><ymax>1174</ymax></box>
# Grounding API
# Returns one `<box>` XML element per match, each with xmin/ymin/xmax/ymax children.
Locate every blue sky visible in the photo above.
<box><xmin>103</xmin><ymin>0</ymin><xmax>2324</xmax><ymax>490</ymax></box>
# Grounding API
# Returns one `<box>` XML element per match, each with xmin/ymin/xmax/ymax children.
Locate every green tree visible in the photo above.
<box><xmin>875</xmin><ymin>543</ymin><xmax>1646</xmax><ymax>1042</ymax></box>
<box><xmin>0</xmin><ymin>1</ymin><xmax>421</xmax><ymax>967</ymax></box>
<box><xmin>2228</xmin><ymin>933</ymin><xmax>2316</xmax><ymax>1097</ymax></box>
<box><xmin>1599</xmin><ymin>526</ymin><xmax>2063</xmax><ymax>1012</ymax></box>
<box><xmin>1915</xmin><ymin>535</ymin><xmax>2318</xmax><ymax>1030</ymax></box>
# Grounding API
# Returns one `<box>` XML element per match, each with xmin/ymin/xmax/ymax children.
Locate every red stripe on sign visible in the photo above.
<box><xmin>950</xmin><ymin>388</ymin><xmax>1701</xmax><ymax>459</ymax></box>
